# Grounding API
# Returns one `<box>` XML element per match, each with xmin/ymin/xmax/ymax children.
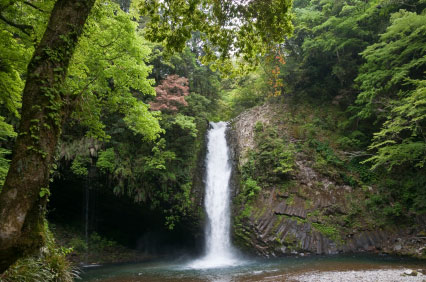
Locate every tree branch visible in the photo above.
<box><xmin>0</xmin><ymin>13</ymin><xmax>33</xmax><ymax>36</ymax></box>
<box><xmin>342</xmin><ymin>151</ymin><xmax>373</xmax><ymax>159</ymax></box>
<box><xmin>23</xmin><ymin>1</ymin><xmax>46</xmax><ymax>13</ymax></box>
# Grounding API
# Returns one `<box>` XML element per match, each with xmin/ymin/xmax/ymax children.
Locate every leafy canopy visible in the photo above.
<box><xmin>65</xmin><ymin>0</ymin><xmax>162</xmax><ymax>142</ymax></box>
<box><xmin>138</xmin><ymin>0</ymin><xmax>294</xmax><ymax>72</ymax></box>
<box><xmin>356</xmin><ymin>10</ymin><xmax>426</xmax><ymax>171</ymax></box>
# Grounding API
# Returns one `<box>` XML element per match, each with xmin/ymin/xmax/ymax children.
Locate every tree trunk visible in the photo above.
<box><xmin>0</xmin><ymin>0</ymin><xmax>95</xmax><ymax>273</ymax></box>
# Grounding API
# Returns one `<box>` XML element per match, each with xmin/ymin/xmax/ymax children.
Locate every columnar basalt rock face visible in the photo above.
<box><xmin>228</xmin><ymin>103</ymin><xmax>426</xmax><ymax>257</ymax></box>
<box><xmin>232</xmin><ymin>103</ymin><xmax>274</xmax><ymax>167</ymax></box>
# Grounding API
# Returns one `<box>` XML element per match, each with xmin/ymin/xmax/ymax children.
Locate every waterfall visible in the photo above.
<box><xmin>84</xmin><ymin>177</ymin><xmax>90</xmax><ymax>264</ymax></box>
<box><xmin>189</xmin><ymin>121</ymin><xmax>239</xmax><ymax>268</ymax></box>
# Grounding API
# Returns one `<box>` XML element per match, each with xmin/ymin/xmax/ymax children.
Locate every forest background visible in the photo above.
<box><xmin>0</xmin><ymin>0</ymin><xmax>425</xmax><ymax>279</ymax></box>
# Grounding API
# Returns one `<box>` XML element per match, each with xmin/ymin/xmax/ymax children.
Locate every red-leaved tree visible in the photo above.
<box><xmin>150</xmin><ymin>75</ymin><xmax>189</xmax><ymax>113</ymax></box>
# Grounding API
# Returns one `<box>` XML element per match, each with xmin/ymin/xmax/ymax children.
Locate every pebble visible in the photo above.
<box><xmin>287</xmin><ymin>269</ymin><xmax>426</xmax><ymax>282</ymax></box>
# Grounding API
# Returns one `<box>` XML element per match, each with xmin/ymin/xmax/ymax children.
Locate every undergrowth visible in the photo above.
<box><xmin>0</xmin><ymin>221</ymin><xmax>77</xmax><ymax>282</ymax></box>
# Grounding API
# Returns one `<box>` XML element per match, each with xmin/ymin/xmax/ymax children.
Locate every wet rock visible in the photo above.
<box><xmin>277</xmin><ymin>191</ymin><xmax>290</xmax><ymax>198</ymax></box>
<box><xmin>310</xmin><ymin>216</ymin><xmax>323</xmax><ymax>224</ymax></box>
<box><xmin>403</xmin><ymin>270</ymin><xmax>418</xmax><ymax>276</ymax></box>
<box><xmin>274</xmin><ymin>202</ymin><xmax>307</xmax><ymax>219</ymax></box>
<box><xmin>323</xmin><ymin>205</ymin><xmax>346</xmax><ymax>216</ymax></box>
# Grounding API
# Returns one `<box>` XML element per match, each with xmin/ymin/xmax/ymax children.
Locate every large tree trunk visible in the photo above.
<box><xmin>0</xmin><ymin>0</ymin><xmax>95</xmax><ymax>273</ymax></box>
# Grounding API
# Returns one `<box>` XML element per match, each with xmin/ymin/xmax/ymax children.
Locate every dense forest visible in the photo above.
<box><xmin>0</xmin><ymin>0</ymin><xmax>425</xmax><ymax>280</ymax></box>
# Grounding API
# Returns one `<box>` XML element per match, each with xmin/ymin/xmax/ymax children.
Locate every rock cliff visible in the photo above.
<box><xmin>228</xmin><ymin>102</ymin><xmax>426</xmax><ymax>258</ymax></box>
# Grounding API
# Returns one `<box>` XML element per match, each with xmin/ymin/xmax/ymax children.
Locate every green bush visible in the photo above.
<box><xmin>96</xmin><ymin>148</ymin><xmax>116</xmax><ymax>173</ymax></box>
<box><xmin>309</xmin><ymin>139</ymin><xmax>342</xmax><ymax>166</ymax></box>
<box><xmin>253</xmin><ymin>124</ymin><xmax>295</xmax><ymax>183</ymax></box>
<box><xmin>89</xmin><ymin>232</ymin><xmax>117</xmax><ymax>251</ymax></box>
<box><xmin>70</xmin><ymin>155</ymin><xmax>90</xmax><ymax>176</ymax></box>
<box><xmin>243</xmin><ymin>177</ymin><xmax>261</xmax><ymax>199</ymax></box>
<box><xmin>69</xmin><ymin>237</ymin><xmax>88</xmax><ymax>253</ymax></box>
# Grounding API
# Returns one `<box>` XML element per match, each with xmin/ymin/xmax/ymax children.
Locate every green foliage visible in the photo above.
<box><xmin>139</xmin><ymin>0</ymin><xmax>294</xmax><ymax>73</ymax></box>
<box><xmin>254</xmin><ymin>121</ymin><xmax>264</xmax><ymax>132</ymax></box>
<box><xmin>89</xmin><ymin>232</ymin><xmax>117</xmax><ymax>251</ymax></box>
<box><xmin>89</xmin><ymin>90</ymin><xmax>210</xmax><ymax>230</ymax></box>
<box><xmin>272</xmin><ymin>0</ymin><xmax>426</xmax><ymax>222</ymax></box>
<box><xmin>172</xmin><ymin>114</ymin><xmax>198</xmax><ymax>137</ymax></box>
<box><xmin>0</xmin><ymin>117</ymin><xmax>17</xmax><ymax>188</ymax></box>
<box><xmin>355</xmin><ymin>10</ymin><xmax>426</xmax><ymax>120</ymax></box>
<box><xmin>96</xmin><ymin>148</ymin><xmax>116</xmax><ymax>173</ymax></box>
<box><xmin>236</xmin><ymin>122</ymin><xmax>296</xmax><ymax>227</ymax></box>
<box><xmin>236</xmin><ymin>123</ymin><xmax>295</xmax><ymax>228</ymax></box>
<box><xmin>68</xmin><ymin>237</ymin><xmax>87</xmax><ymax>253</ymax></box>
<box><xmin>142</xmin><ymin>138</ymin><xmax>176</xmax><ymax>173</ymax></box>
<box><xmin>39</xmin><ymin>187</ymin><xmax>51</xmax><ymax>198</ymax></box>
<box><xmin>252</xmin><ymin>124</ymin><xmax>295</xmax><ymax>182</ymax></box>
<box><xmin>0</xmin><ymin>30</ymin><xmax>27</xmax><ymax>118</ymax></box>
<box><xmin>149</xmin><ymin>44</ymin><xmax>221</xmax><ymax>105</ymax></box>
<box><xmin>66</xmin><ymin>0</ymin><xmax>161</xmax><ymax>142</ymax></box>
<box><xmin>365</xmin><ymin>172</ymin><xmax>426</xmax><ymax>220</ymax></box>
<box><xmin>364</xmin><ymin>80</ymin><xmax>426</xmax><ymax>171</ymax></box>
<box><xmin>0</xmin><ymin>0</ymin><xmax>52</xmax><ymax>118</ymax></box>
<box><xmin>243</xmin><ymin>177</ymin><xmax>261</xmax><ymax>199</ymax></box>
<box><xmin>336</xmin><ymin>130</ymin><xmax>367</xmax><ymax>150</ymax></box>
<box><xmin>308</xmin><ymin>139</ymin><xmax>343</xmax><ymax>167</ymax></box>
<box><xmin>311</xmin><ymin>222</ymin><xmax>341</xmax><ymax>243</ymax></box>
<box><xmin>348</xmin><ymin>158</ymin><xmax>376</xmax><ymax>184</ymax></box>
<box><xmin>183</xmin><ymin>93</ymin><xmax>212</xmax><ymax>120</ymax></box>
<box><xmin>0</xmin><ymin>2</ymin><xmax>41</xmax><ymax>189</ymax></box>
<box><xmin>280</xmin><ymin>0</ymin><xmax>424</xmax><ymax>101</ymax></box>
<box><xmin>70</xmin><ymin>155</ymin><xmax>90</xmax><ymax>176</ymax></box>
<box><xmin>221</xmin><ymin>67</ymin><xmax>270</xmax><ymax>117</ymax></box>
<box><xmin>0</xmin><ymin>148</ymin><xmax>10</xmax><ymax>190</ymax></box>
<box><xmin>354</xmin><ymin>11</ymin><xmax>426</xmax><ymax>218</ymax></box>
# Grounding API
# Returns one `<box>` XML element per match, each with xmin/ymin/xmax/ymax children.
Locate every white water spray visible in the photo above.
<box><xmin>189</xmin><ymin>122</ymin><xmax>239</xmax><ymax>269</ymax></box>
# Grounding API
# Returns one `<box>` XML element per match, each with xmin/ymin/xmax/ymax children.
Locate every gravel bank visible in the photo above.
<box><xmin>287</xmin><ymin>269</ymin><xmax>426</xmax><ymax>282</ymax></box>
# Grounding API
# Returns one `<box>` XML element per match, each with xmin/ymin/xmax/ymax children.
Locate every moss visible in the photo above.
<box><xmin>233</xmin><ymin>221</ymin><xmax>254</xmax><ymax>250</ymax></box>
<box><xmin>285</xmin><ymin>194</ymin><xmax>295</xmax><ymax>205</ymax></box>
<box><xmin>241</xmin><ymin>204</ymin><xmax>253</xmax><ymax>219</ymax></box>
<box><xmin>241</xmin><ymin>124</ymin><xmax>295</xmax><ymax>186</ymax></box>
<box><xmin>307</xmin><ymin>210</ymin><xmax>320</xmax><ymax>218</ymax></box>
<box><xmin>304</xmin><ymin>199</ymin><xmax>312</xmax><ymax>209</ymax></box>
<box><xmin>281</xmin><ymin>233</ymin><xmax>302</xmax><ymax>252</ymax></box>
<box><xmin>253</xmin><ymin>204</ymin><xmax>268</xmax><ymax>221</ymax></box>
<box><xmin>280</xmin><ymin>214</ymin><xmax>307</xmax><ymax>225</ymax></box>
<box><xmin>281</xmin><ymin>180</ymin><xmax>296</xmax><ymax>192</ymax></box>
<box><xmin>311</xmin><ymin>222</ymin><xmax>342</xmax><ymax>244</ymax></box>
<box><xmin>283</xmin><ymin>233</ymin><xmax>297</xmax><ymax>245</ymax></box>
<box><xmin>275</xmin><ymin>236</ymin><xmax>283</xmax><ymax>246</ymax></box>
<box><xmin>270</xmin><ymin>215</ymin><xmax>284</xmax><ymax>234</ymax></box>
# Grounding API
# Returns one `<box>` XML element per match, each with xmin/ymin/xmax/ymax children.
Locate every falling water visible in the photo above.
<box><xmin>84</xmin><ymin>179</ymin><xmax>89</xmax><ymax>264</ymax></box>
<box><xmin>189</xmin><ymin>121</ymin><xmax>239</xmax><ymax>269</ymax></box>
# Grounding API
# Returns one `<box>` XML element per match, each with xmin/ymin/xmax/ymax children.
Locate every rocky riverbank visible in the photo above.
<box><xmin>286</xmin><ymin>269</ymin><xmax>426</xmax><ymax>282</ymax></box>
